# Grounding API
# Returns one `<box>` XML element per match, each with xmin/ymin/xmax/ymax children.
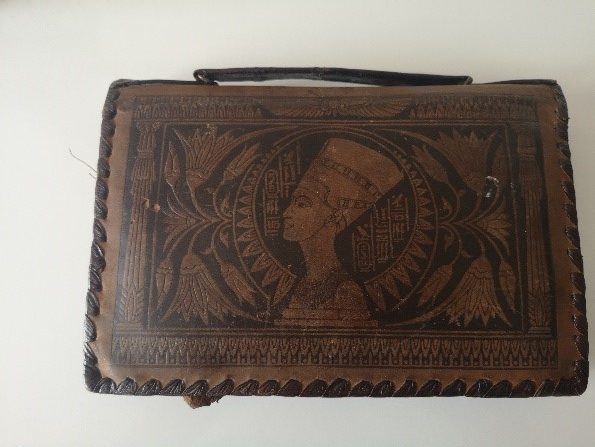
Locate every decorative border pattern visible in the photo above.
<box><xmin>84</xmin><ymin>79</ymin><xmax>588</xmax><ymax>407</ymax></box>
<box><xmin>111</xmin><ymin>335</ymin><xmax>556</xmax><ymax>369</ymax></box>
<box><xmin>551</xmin><ymin>82</ymin><xmax>589</xmax><ymax>395</ymax></box>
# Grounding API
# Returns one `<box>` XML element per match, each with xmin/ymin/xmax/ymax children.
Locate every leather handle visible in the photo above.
<box><xmin>193</xmin><ymin>67</ymin><xmax>473</xmax><ymax>86</ymax></box>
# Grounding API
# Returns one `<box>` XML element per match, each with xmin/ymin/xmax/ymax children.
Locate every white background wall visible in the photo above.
<box><xmin>1</xmin><ymin>1</ymin><xmax>594</xmax><ymax>445</ymax></box>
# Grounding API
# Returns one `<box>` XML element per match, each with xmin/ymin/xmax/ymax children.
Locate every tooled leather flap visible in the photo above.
<box><xmin>85</xmin><ymin>81</ymin><xmax>587</xmax><ymax>406</ymax></box>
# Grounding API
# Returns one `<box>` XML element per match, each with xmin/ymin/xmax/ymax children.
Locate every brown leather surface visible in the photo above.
<box><xmin>86</xmin><ymin>82</ymin><xmax>587</xmax><ymax>404</ymax></box>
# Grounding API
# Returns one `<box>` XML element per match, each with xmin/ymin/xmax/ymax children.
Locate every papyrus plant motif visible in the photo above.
<box><xmin>404</xmin><ymin>253</ymin><xmax>514</xmax><ymax>328</ymax></box>
<box><xmin>417</xmin><ymin>263</ymin><xmax>453</xmax><ymax>306</ymax></box>
<box><xmin>411</xmin><ymin>145</ymin><xmax>450</xmax><ymax>184</ymax></box>
<box><xmin>174</xmin><ymin>126</ymin><xmax>279</xmax><ymax>211</ymax></box>
<box><xmin>118</xmin><ymin>121</ymin><xmax>161</xmax><ymax>324</ymax></box>
<box><xmin>164</xmin><ymin>142</ymin><xmax>181</xmax><ymax>190</ymax></box>
<box><xmin>517</xmin><ymin>126</ymin><xmax>552</xmax><ymax>330</ymax></box>
<box><xmin>173</xmin><ymin>126</ymin><xmax>242</xmax><ymax>212</ymax></box>
<box><xmin>174</xmin><ymin>126</ymin><xmax>239</xmax><ymax>188</ymax></box>
<box><xmin>161</xmin><ymin>193</ymin><xmax>215</xmax><ymax>256</ymax></box>
<box><xmin>216</xmin><ymin>256</ymin><xmax>258</xmax><ymax>307</ymax></box>
<box><xmin>162</xmin><ymin>252</ymin><xmax>229</xmax><ymax>324</ymax></box>
<box><xmin>155</xmin><ymin>257</ymin><xmax>174</xmax><ymax>308</ymax></box>
<box><xmin>223</xmin><ymin>144</ymin><xmax>260</xmax><ymax>182</ymax></box>
<box><xmin>405</xmin><ymin>129</ymin><xmax>517</xmax><ymax>328</ymax></box>
<box><xmin>120</xmin><ymin>285</ymin><xmax>144</xmax><ymax>323</ymax></box>
<box><xmin>475</xmin><ymin>201</ymin><xmax>512</xmax><ymax>254</ymax></box>
<box><xmin>498</xmin><ymin>260</ymin><xmax>517</xmax><ymax>311</ymax></box>
<box><xmin>442</xmin><ymin>255</ymin><xmax>510</xmax><ymax>326</ymax></box>
<box><xmin>490</xmin><ymin>145</ymin><xmax>509</xmax><ymax>185</ymax></box>
<box><xmin>157</xmin><ymin>126</ymin><xmax>288</xmax><ymax>323</ymax></box>
<box><xmin>435</xmin><ymin>130</ymin><xmax>495</xmax><ymax>192</ymax></box>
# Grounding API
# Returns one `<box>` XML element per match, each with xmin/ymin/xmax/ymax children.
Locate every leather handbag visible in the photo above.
<box><xmin>85</xmin><ymin>67</ymin><xmax>587</xmax><ymax>407</ymax></box>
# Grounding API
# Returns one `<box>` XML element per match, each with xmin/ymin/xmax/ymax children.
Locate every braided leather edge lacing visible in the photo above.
<box><xmin>84</xmin><ymin>80</ymin><xmax>588</xmax><ymax>407</ymax></box>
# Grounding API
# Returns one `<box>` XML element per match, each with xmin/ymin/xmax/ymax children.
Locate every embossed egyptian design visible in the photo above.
<box><xmin>97</xmin><ymin>86</ymin><xmax>583</xmax><ymax>382</ymax></box>
<box><xmin>116</xmin><ymin>120</ymin><xmax>528</xmax><ymax>337</ymax></box>
<box><xmin>121</xmin><ymin>122</ymin><xmax>524</xmax><ymax>334</ymax></box>
<box><xmin>117</xmin><ymin>121</ymin><xmax>161</xmax><ymax>326</ymax></box>
<box><xmin>85</xmin><ymin>76</ymin><xmax>587</xmax><ymax>404</ymax></box>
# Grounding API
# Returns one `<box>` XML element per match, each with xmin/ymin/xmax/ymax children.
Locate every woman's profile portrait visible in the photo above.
<box><xmin>279</xmin><ymin>137</ymin><xmax>403</xmax><ymax>327</ymax></box>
